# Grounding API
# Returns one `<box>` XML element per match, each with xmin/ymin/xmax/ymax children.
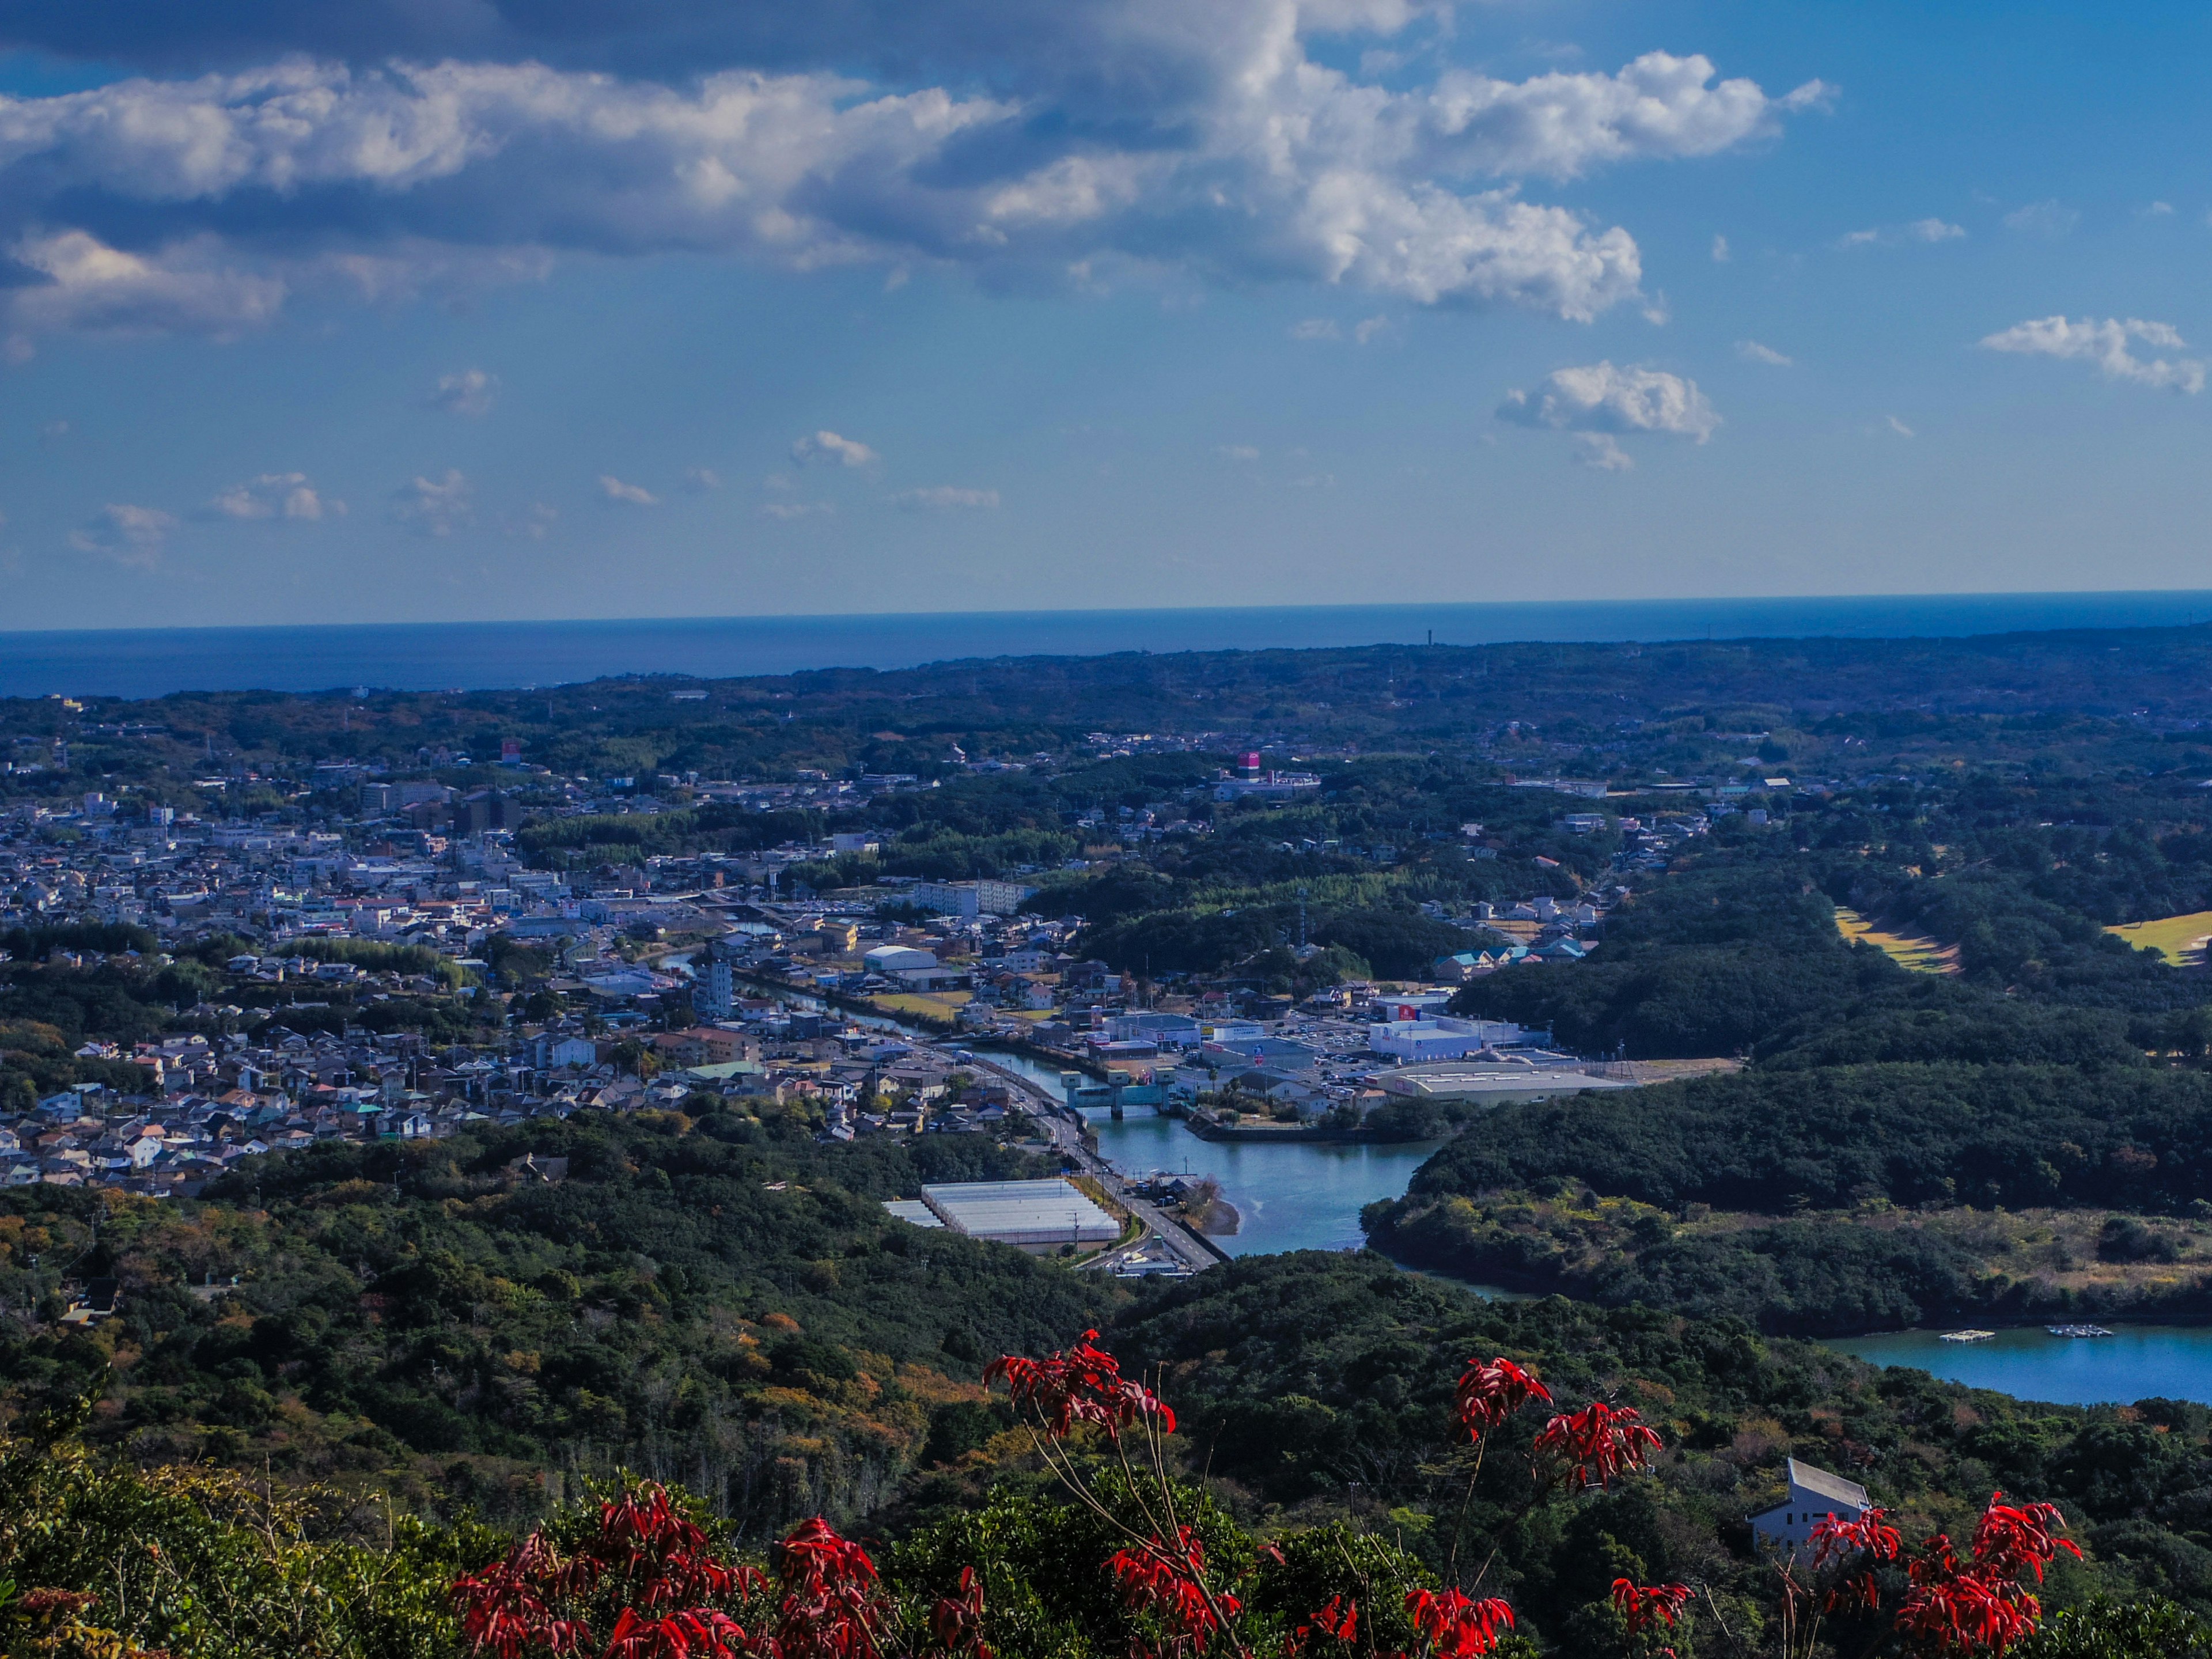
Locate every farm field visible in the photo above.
<box><xmin>2106</xmin><ymin>909</ymin><xmax>2212</xmax><ymax>967</ymax></box>
<box><xmin>1833</xmin><ymin>906</ymin><xmax>1961</xmax><ymax>974</ymax></box>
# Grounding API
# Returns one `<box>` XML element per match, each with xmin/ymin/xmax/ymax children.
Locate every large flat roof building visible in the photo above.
<box><xmin>922</xmin><ymin>1178</ymin><xmax>1120</xmax><ymax>1251</ymax></box>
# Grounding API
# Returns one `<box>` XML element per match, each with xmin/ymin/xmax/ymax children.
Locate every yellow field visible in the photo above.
<box><xmin>1834</xmin><ymin>907</ymin><xmax>1960</xmax><ymax>974</ymax></box>
<box><xmin>869</xmin><ymin>991</ymin><xmax>972</xmax><ymax>1020</ymax></box>
<box><xmin>2106</xmin><ymin>910</ymin><xmax>2212</xmax><ymax>967</ymax></box>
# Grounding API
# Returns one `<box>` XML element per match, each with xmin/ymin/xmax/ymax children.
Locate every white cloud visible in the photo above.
<box><xmin>6</xmin><ymin>229</ymin><xmax>282</xmax><ymax>336</ymax></box>
<box><xmin>1979</xmin><ymin>316</ymin><xmax>2205</xmax><ymax>393</ymax></box>
<box><xmin>1842</xmin><ymin>218</ymin><xmax>1964</xmax><ymax>249</ymax></box>
<box><xmin>0</xmin><ymin>35</ymin><xmax>1830</xmax><ymax>335</ymax></box>
<box><xmin>1353</xmin><ymin>313</ymin><xmax>1390</xmax><ymax>343</ymax></box>
<box><xmin>762</xmin><ymin>500</ymin><xmax>833</xmax><ymax>519</ymax></box>
<box><xmin>894</xmin><ymin>485</ymin><xmax>999</xmax><ymax>509</ymax></box>
<box><xmin>791</xmin><ymin>430</ymin><xmax>877</xmax><ymax>467</ymax></box>
<box><xmin>1497</xmin><ymin>361</ymin><xmax>1721</xmax><ymax>446</ymax></box>
<box><xmin>427</xmin><ymin>368</ymin><xmax>497</xmax><ymax>416</ymax></box>
<box><xmin>1289</xmin><ymin>472</ymin><xmax>1335</xmax><ymax>488</ymax></box>
<box><xmin>209</xmin><ymin>472</ymin><xmax>343</xmax><ymax>520</ymax></box>
<box><xmin>599</xmin><ymin>474</ymin><xmax>659</xmax><ymax>506</ymax></box>
<box><xmin>1217</xmin><ymin>444</ymin><xmax>1260</xmax><ymax>461</ymax></box>
<box><xmin>683</xmin><ymin>467</ymin><xmax>722</xmax><ymax>491</ymax></box>
<box><xmin>1886</xmin><ymin>415</ymin><xmax>1915</xmax><ymax>437</ymax></box>
<box><xmin>1290</xmin><ymin>318</ymin><xmax>1340</xmax><ymax>340</ymax></box>
<box><xmin>391</xmin><ymin>468</ymin><xmax>474</xmax><ymax>535</ymax></box>
<box><xmin>1710</xmin><ymin>233</ymin><xmax>1729</xmax><ymax>262</ymax></box>
<box><xmin>2147</xmin><ymin>200</ymin><xmax>2175</xmax><ymax>216</ymax></box>
<box><xmin>1736</xmin><ymin>339</ymin><xmax>1792</xmax><ymax>366</ymax></box>
<box><xmin>1419</xmin><ymin>54</ymin><xmax>1831</xmax><ymax>180</ymax></box>
<box><xmin>69</xmin><ymin>502</ymin><xmax>176</xmax><ymax>567</ymax></box>
<box><xmin>2004</xmin><ymin>199</ymin><xmax>2079</xmax><ymax>238</ymax></box>
<box><xmin>1574</xmin><ymin>433</ymin><xmax>1634</xmax><ymax>471</ymax></box>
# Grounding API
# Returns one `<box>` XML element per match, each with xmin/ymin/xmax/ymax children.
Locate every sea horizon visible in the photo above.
<box><xmin>5</xmin><ymin>589</ymin><xmax>2211</xmax><ymax>699</ymax></box>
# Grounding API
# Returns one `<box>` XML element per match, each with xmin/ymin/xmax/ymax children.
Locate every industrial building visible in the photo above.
<box><xmin>1374</xmin><ymin>1062</ymin><xmax>1635</xmax><ymax>1106</ymax></box>
<box><xmin>920</xmin><ymin>1179</ymin><xmax>1121</xmax><ymax>1251</ymax></box>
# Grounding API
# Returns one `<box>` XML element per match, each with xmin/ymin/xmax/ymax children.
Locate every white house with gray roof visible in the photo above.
<box><xmin>1749</xmin><ymin>1459</ymin><xmax>1873</xmax><ymax>1555</ymax></box>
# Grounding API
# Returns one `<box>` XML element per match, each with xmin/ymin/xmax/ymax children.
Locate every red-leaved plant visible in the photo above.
<box><xmin>1771</xmin><ymin>1491</ymin><xmax>2082</xmax><ymax>1658</ymax></box>
<box><xmin>451</xmin><ymin>1336</ymin><xmax>2079</xmax><ymax>1659</ymax></box>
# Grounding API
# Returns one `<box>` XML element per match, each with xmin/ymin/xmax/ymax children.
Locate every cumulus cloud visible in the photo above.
<box><xmin>1710</xmin><ymin>233</ymin><xmax>1729</xmax><ymax>262</ymax></box>
<box><xmin>1736</xmin><ymin>339</ymin><xmax>1791</xmax><ymax>366</ymax></box>
<box><xmin>683</xmin><ymin>467</ymin><xmax>722</xmax><ymax>491</ymax></box>
<box><xmin>1979</xmin><ymin>316</ymin><xmax>2206</xmax><ymax>393</ymax></box>
<box><xmin>426</xmin><ymin>368</ymin><xmax>497</xmax><ymax>416</ymax></box>
<box><xmin>1217</xmin><ymin>444</ymin><xmax>1260</xmax><ymax>461</ymax></box>
<box><xmin>69</xmin><ymin>503</ymin><xmax>176</xmax><ymax>567</ymax></box>
<box><xmin>391</xmin><ymin>468</ymin><xmax>473</xmax><ymax>535</ymax></box>
<box><xmin>1353</xmin><ymin>313</ymin><xmax>1390</xmax><ymax>343</ymax></box>
<box><xmin>209</xmin><ymin>472</ymin><xmax>343</xmax><ymax>520</ymax></box>
<box><xmin>0</xmin><ymin>24</ymin><xmax>1829</xmax><ymax>337</ymax></box>
<box><xmin>1290</xmin><ymin>318</ymin><xmax>1340</xmax><ymax>340</ymax></box>
<box><xmin>599</xmin><ymin>474</ymin><xmax>659</xmax><ymax>505</ymax></box>
<box><xmin>2005</xmin><ymin>199</ymin><xmax>2079</xmax><ymax>237</ymax></box>
<box><xmin>1497</xmin><ymin>361</ymin><xmax>1721</xmax><ymax>448</ymax></box>
<box><xmin>762</xmin><ymin>500</ymin><xmax>833</xmax><ymax>520</ymax></box>
<box><xmin>1907</xmin><ymin>217</ymin><xmax>1965</xmax><ymax>241</ymax></box>
<box><xmin>791</xmin><ymin>430</ymin><xmax>877</xmax><ymax>467</ymax></box>
<box><xmin>895</xmin><ymin>485</ymin><xmax>999</xmax><ymax>509</ymax></box>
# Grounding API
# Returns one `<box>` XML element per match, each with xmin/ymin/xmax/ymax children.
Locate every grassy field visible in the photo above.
<box><xmin>1834</xmin><ymin>906</ymin><xmax>1960</xmax><ymax>974</ymax></box>
<box><xmin>2107</xmin><ymin>909</ymin><xmax>2212</xmax><ymax>967</ymax></box>
<box><xmin>869</xmin><ymin>991</ymin><xmax>973</xmax><ymax>1020</ymax></box>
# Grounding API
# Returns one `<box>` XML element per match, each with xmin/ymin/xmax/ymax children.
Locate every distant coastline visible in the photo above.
<box><xmin>5</xmin><ymin>590</ymin><xmax>2212</xmax><ymax>699</ymax></box>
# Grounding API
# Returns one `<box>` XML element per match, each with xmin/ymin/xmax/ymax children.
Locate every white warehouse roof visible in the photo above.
<box><xmin>922</xmin><ymin>1179</ymin><xmax>1120</xmax><ymax>1249</ymax></box>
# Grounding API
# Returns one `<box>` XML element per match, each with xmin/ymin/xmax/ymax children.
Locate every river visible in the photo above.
<box><xmin>1827</xmin><ymin>1325</ymin><xmax>2212</xmax><ymax>1407</ymax></box>
<box><xmin>749</xmin><ymin>991</ymin><xmax>2212</xmax><ymax>1403</ymax></box>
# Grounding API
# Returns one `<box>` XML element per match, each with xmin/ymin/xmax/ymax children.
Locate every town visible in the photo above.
<box><xmin>0</xmin><ymin>741</ymin><xmax>1775</xmax><ymax>1206</ymax></box>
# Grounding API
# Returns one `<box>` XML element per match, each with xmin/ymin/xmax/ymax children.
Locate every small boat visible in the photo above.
<box><xmin>1939</xmin><ymin>1330</ymin><xmax>1995</xmax><ymax>1344</ymax></box>
<box><xmin>2046</xmin><ymin>1324</ymin><xmax>2114</xmax><ymax>1338</ymax></box>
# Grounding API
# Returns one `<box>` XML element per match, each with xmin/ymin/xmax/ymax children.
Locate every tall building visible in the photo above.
<box><xmin>696</xmin><ymin>957</ymin><xmax>735</xmax><ymax>1017</ymax></box>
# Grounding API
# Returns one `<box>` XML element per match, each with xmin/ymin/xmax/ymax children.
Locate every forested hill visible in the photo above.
<box><xmin>0</xmin><ymin>1109</ymin><xmax>1111</xmax><ymax>1532</ymax></box>
<box><xmin>20</xmin><ymin>620</ymin><xmax>2212</xmax><ymax>791</ymax></box>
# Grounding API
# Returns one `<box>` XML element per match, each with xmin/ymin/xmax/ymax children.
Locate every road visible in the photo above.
<box><xmin>965</xmin><ymin>1055</ymin><xmax>1228</xmax><ymax>1274</ymax></box>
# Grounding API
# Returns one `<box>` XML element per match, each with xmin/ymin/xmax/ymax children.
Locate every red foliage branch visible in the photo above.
<box><xmin>774</xmin><ymin>1518</ymin><xmax>892</xmax><ymax>1659</ymax></box>
<box><xmin>1805</xmin><ymin>1491</ymin><xmax>2079</xmax><ymax>1657</ymax></box>
<box><xmin>1531</xmin><ymin>1402</ymin><xmax>1662</xmax><ymax>1491</ymax></box>
<box><xmin>1453</xmin><ymin>1359</ymin><xmax>1551</xmax><ymax>1442</ymax></box>
<box><xmin>984</xmin><ymin>1330</ymin><xmax>1176</xmax><ymax>1442</ymax></box>
<box><xmin>1609</xmin><ymin>1580</ymin><xmax>1691</xmax><ymax>1637</ymax></box>
<box><xmin>1404</xmin><ymin>1588</ymin><xmax>1514</xmax><ymax>1659</ymax></box>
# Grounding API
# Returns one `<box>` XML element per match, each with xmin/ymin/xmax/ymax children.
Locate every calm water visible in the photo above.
<box><xmin>1830</xmin><ymin>1325</ymin><xmax>2212</xmax><ymax>1406</ymax></box>
<box><xmin>975</xmin><ymin>1047</ymin><xmax>1441</xmax><ymax>1257</ymax></box>
<box><xmin>1081</xmin><ymin>1111</ymin><xmax>1441</xmax><ymax>1257</ymax></box>
<box><xmin>8</xmin><ymin>592</ymin><xmax>2212</xmax><ymax>696</ymax></box>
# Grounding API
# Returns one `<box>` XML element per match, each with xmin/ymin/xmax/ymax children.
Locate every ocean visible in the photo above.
<box><xmin>3</xmin><ymin>591</ymin><xmax>2209</xmax><ymax>699</ymax></box>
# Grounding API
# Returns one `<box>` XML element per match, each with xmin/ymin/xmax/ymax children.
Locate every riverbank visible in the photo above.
<box><xmin>1366</xmin><ymin>1187</ymin><xmax>2212</xmax><ymax>1337</ymax></box>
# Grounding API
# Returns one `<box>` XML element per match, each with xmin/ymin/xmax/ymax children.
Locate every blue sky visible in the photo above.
<box><xmin>1</xmin><ymin>1</ymin><xmax>2209</xmax><ymax>630</ymax></box>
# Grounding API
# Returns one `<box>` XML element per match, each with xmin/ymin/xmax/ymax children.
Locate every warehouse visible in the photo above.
<box><xmin>921</xmin><ymin>1179</ymin><xmax>1121</xmax><ymax>1251</ymax></box>
<box><xmin>1374</xmin><ymin>1064</ymin><xmax>1634</xmax><ymax>1106</ymax></box>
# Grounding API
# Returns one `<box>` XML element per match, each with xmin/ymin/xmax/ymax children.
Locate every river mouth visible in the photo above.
<box><xmin>1826</xmin><ymin>1323</ymin><xmax>2212</xmax><ymax>1406</ymax></box>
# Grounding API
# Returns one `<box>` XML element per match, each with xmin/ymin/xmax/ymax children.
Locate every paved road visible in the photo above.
<box><xmin>967</xmin><ymin>1055</ymin><xmax>1226</xmax><ymax>1274</ymax></box>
